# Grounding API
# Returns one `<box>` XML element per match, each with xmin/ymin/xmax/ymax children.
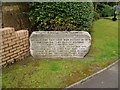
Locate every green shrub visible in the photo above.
<box><xmin>93</xmin><ymin>11</ymin><xmax>100</xmax><ymax>20</ymax></box>
<box><xmin>28</xmin><ymin>2</ymin><xmax>94</xmax><ymax>32</ymax></box>
<box><xmin>97</xmin><ymin>4</ymin><xmax>114</xmax><ymax>17</ymax></box>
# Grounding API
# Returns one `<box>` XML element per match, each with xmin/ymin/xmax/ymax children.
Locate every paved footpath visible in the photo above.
<box><xmin>73</xmin><ymin>61</ymin><xmax>119</xmax><ymax>88</ymax></box>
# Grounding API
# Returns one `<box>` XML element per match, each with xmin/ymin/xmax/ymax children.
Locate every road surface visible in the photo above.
<box><xmin>74</xmin><ymin>61</ymin><xmax>119</xmax><ymax>88</ymax></box>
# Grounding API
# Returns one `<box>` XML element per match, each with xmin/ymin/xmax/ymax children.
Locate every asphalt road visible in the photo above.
<box><xmin>74</xmin><ymin>61</ymin><xmax>119</xmax><ymax>88</ymax></box>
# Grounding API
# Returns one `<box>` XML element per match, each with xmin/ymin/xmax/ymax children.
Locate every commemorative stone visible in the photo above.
<box><xmin>30</xmin><ymin>31</ymin><xmax>92</xmax><ymax>58</ymax></box>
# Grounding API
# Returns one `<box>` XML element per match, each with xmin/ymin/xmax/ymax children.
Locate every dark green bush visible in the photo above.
<box><xmin>93</xmin><ymin>11</ymin><xmax>100</xmax><ymax>20</ymax></box>
<box><xmin>28</xmin><ymin>2</ymin><xmax>94</xmax><ymax>31</ymax></box>
<box><xmin>96</xmin><ymin>4</ymin><xmax>114</xmax><ymax>17</ymax></box>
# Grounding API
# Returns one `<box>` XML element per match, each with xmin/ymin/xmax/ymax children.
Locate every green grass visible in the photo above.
<box><xmin>2</xmin><ymin>18</ymin><xmax>118</xmax><ymax>88</ymax></box>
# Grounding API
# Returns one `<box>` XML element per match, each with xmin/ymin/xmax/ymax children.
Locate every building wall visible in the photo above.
<box><xmin>2</xmin><ymin>3</ymin><xmax>31</xmax><ymax>30</ymax></box>
<box><xmin>0</xmin><ymin>3</ymin><xmax>2</xmax><ymax>28</ymax></box>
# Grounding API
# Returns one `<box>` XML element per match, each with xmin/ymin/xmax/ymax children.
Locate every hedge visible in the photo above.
<box><xmin>96</xmin><ymin>4</ymin><xmax>114</xmax><ymax>17</ymax></box>
<box><xmin>28</xmin><ymin>2</ymin><xmax>94</xmax><ymax>32</ymax></box>
<box><xmin>93</xmin><ymin>11</ymin><xmax>100</xmax><ymax>21</ymax></box>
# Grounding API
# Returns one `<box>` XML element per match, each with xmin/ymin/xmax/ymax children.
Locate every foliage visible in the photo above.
<box><xmin>96</xmin><ymin>4</ymin><xmax>114</xmax><ymax>17</ymax></box>
<box><xmin>28</xmin><ymin>2</ymin><xmax>94</xmax><ymax>31</ymax></box>
<box><xmin>107</xmin><ymin>2</ymin><xmax>117</xmax><ymax>6</ymax></box>
<box><xmin>93</xmin><ymin>11</ymin><xmax>100</xmax><ymax>20</ymax></box>
<box><xmin>100</xmin><ymin>2</ymin><xmax>118</xmax><ymax>7</ymax></box>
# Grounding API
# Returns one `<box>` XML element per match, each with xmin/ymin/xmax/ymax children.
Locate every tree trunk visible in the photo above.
<box><xmin>94</xmin><ymin>2</ymin><xmax>99</xmax><ymax>11</ymax></box>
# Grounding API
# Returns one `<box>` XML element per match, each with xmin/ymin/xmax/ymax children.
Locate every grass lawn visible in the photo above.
<box><xmin>2</xmin><ymin>18</ymin><xmax>118</xmax><ymax>88</ymax></box>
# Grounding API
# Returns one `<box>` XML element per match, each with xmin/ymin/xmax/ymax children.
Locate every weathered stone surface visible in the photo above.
<box><xmin>30</xmin><ymin>31</ymin><xmax>92</xmax><ymax>58</ymax></box>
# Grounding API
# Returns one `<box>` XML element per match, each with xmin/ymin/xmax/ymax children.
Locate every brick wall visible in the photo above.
<box><xmin>0</xmin><ymin>27</ymin><xmax>29</xmax><ymax>66</ymax></box>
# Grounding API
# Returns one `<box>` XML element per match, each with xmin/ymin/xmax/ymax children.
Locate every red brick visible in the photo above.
<box><xmin>18</xmin><ymin>51</ymin><xmax>23</xmax><ymax>55</ymax></box>
<box><xmin>7</xmin><ymin>27</ymin><xmax>14</xmax><ymax>32</ymax></box>
<box><xmin>3</xmin><ymin>40</ymin><xmax>11</xmax><ymax>44</ymax></box>
<box><xmin>24</xmin><ymin>49</ymin><xmax>29</xmax><ymax>52</ymax></box>
<box><xmin>2</xmin><ymin>51</ymin><xmax>9</xmax><ymax>55</ymax></box>
<box><xmin>17</xmin><ymin>46</ymin><xmax>23</xmax><ymax>49</ymax></box>
<box><xmin>20</xmin><ymin>42</ymin><xmax>26</xmax><ymax>45</ymax></box>
<box><xmin>2</xmin><ymin>57</ymin><xmax>10</xmax><ymax>61</ymax></box>
<box><xmin>4</xmin><ymin>47</ymin><xmax>12</xmax><ymax>51</ymax></box>
<box><xmin>14</xmin><ymin>50</ymin><xmax>20</xmax><ymax>54</ymax></box>
<box><xmin>10</xmin><ymin>48</ymin><xmax>16</xmax><ymax>52</ymax></box>
<box><xmin>7</xmin><ymin>58</ymin><xmax>14</xmax><ymax>63</ymax></box>
<box><xmin>0</xmin><ymin>39</ymin><xmax>2</xmax><ymax>43</ymax></box>
<box><xmin>13</xmin><ymin>44</ymin><xmax>19</xmax><ymax>48</ymax></box>
<box><xmin>11</xmin><ymin>54</ymin><xmax>17</xmax><ymax>58</ymax></box>
<box><xmin>21</xmin><ymin>47</ymin><xmax>27</xmax><ymax>51</ymax></box>
<box><xmin>1</xmin><ymin>44</ymin><xmax>8</xmax><ymax>49</ymax></box>
<box><xmin>7</xmin><ymin>36</ymin><xmax>15</xmax><ymax>40</ymax></box>
<box><xmin>14</xmin><ymin>55</ymin><xmax>20</xmax><ymax>59</ymax></box>
<box><xmin>3</xmin><ymin>27</ymin><xmax>15</xmax><ymax>34</ymax></box>
<box><xmin>0</xmin><ymin>62</ymin><xmax>6</xmax><ymax>66</ymax></box>
<box><xmin>3</xmin><ymin>34</ymin><xmax>11</xmax><ymax>38</ymax></box>
<box><xmin>2</xmin><ymin>55</ymin><xmax>5</xmax><ymax>59</ymax></box>
<box><xmin>3</xmin><ymin>38</ymin><xmax>7</xmax><ymax>42</ymax></box>
<box><xmin>13</xmin><ymin>38</ymin><xmax>18</xmax><ymax>42</ymax></box>
<box><xmin>6</xmin><ymin>52</ymin><xmax>14</xmax><ymax>57</ymax></box>
<box><xmin>23</xmin><ymin>44</ymin><xmax>28</xmax><ymax>47</ymax></box>
<box><xmin>9</xmin><ymin>42</ymin><xmax>16</xmax><ymax>46</ymax></box>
